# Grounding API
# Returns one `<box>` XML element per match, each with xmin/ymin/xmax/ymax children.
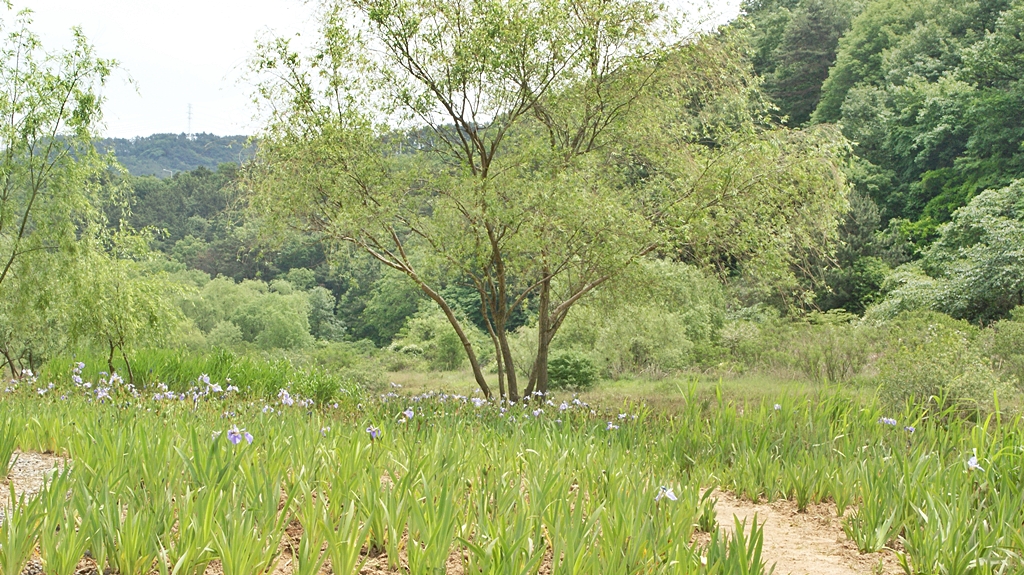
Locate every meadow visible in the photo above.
<box><xmin>2</xmin><ymin>365</ymin><xmax>1023</xmax><ymax>575</ymax></box>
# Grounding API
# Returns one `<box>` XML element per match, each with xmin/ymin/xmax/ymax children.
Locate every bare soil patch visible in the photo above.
<box><xmin>708</xmin><ymin>490</ymin><xmax>901</xmax><ymax>575</ymax></box>
<box><xmin>1</xmin><ymin>450</ymin><xmax>65</xmax><ymax>508</ymax></box>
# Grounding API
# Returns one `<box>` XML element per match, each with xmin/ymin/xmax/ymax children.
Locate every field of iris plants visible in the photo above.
<box><xmin>1</xmin><ymin>365</ymin><xmax>1024</xmax><ymax>575</ymax></box>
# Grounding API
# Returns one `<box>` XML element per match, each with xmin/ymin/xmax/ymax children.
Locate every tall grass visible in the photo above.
<box><xmin>1</xmin><ymin>378</ymin><xmax>1022</xmax><ymax>574</ymax></box>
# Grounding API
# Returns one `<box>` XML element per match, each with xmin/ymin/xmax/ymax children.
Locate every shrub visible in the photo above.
<box><xmin>507</xmin><ymin>325</ymin><xmax>538</xmax><ymax>379</ymax></box>
<box><xmin>791</xmin><ymin>312</ymin><xmax>876</xmax><ymax>383</ymax></box>
<box><xmin>547</xmin><ymin>352</ymin><xmax>599</xmax><ymax>391</ymax></box>
<box><xmin>207</xmin><ymin>320</ymin><xmax>243</xmax><ymax>349</ymax></box>
<box><xmin>991</xmin><ymin>308</ymin><xmax>1024</xmax><ymax>389</ymax></box>
<box><xmin>292</xmin><ymin>369</ymin><xmax>358</xmax><ymax>408</ymax></box>
<box><xmin>391</xmin><ymin>302</ymin><xmax>488</xmax><ymax>372</ymax></box>
<box><xmin>431</xmin><ymin>329</ymin><xmax>464</xmax><ymax>371</ymax></box>
<box><xmin>309</xmin><ymin>340</ymin><xmax>385</xmax><ymax>391</ymax></box>
<box><xmin>876</xmin><ymin>311</ymin><xmax>1011</xmax><ymax>414</ymax></box>
<box><xmin>555</xmin><ymin>260</ymin><xmax>725</xmax><ymax>377</ymax></box>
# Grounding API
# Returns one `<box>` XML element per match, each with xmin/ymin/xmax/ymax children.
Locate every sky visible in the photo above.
<box><xmin>25</xmin><ymin>0</ymin><xmax>743</xmax><ymax>139</ymax></box>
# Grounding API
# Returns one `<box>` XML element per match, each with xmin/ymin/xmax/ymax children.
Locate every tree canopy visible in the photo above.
<box><xmin>246</xmin><ymin>0</ymin><xmax>851</xmax><ymax>399</ymax></box>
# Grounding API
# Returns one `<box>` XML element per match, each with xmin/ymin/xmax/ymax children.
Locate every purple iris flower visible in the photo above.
<box><xmin>655</xmin><ymin>486</ymin><xmax>678</xmax><ymax>501</ymax></box>
<box><xmin>226</xmin><ymin>426</ymin><xmax>253</xmax><ymax>445</ymax></box>
<box><xmin>968</xmin><ymin>454</ymin><xmax>985</xmax><ymax>472</ymax></box>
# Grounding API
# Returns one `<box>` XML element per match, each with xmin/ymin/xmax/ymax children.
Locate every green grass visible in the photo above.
<box><xmin>387</xmin><ymin>368</ymin><xmax>865</xmax><ymax>410</ymax></box>
<box><xmin>2</xmin><ymin>366</ymin><xmax>1023</xmax><ymax>575</ymax></box>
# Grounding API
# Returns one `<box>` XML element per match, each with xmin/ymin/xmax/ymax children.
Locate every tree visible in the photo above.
<box><xmin>810</xmin><ymin>0</ymin><xmax>1021</xmax><ymax>228</ymax></box>
<box><xmin>921</xmin><ymin>180</ymin><xmax>1024</xmax><ymax>321</ymax></box>
<box><xmin>0</xmin><ymin>6</ymin><xmax>117</xmax><ymax>377</ymax></box>
<box><xmin>867</xmin><ymin>180</ymin><xmax>1024</xmax><ymax>323</ymax></box>
<box><xmin>0</xmin><ymin>7</ymin><xmax>114</xmax><ymax>291</ymax></box>
<box><xmin>249</xmin><ymin>0</ymin><xmax>669</xmax><ymax>399</ymax></box>
<box><xmin>71</xmin><ymin>247</ymin><xmax>186</xmax><ymax>384</ymax></box>
<box><xmin>248</xmin><ymin>0</ymin><xmax>851</xmax><ymax>398</ymax></box>
<box><xmin>765</xmin><ymin>0</ymin><xmax>853</xmax><ymax>125</ymax></box>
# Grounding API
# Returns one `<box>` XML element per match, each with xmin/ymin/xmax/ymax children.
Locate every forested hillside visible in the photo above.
<box><xmin>97</xmin><ymin>133</ymin><xmax>253</xmax><ymax>177</ymax></box>
<box><xmin>739</xmin><ymin>0</ymin><xmax>1024</xmax><ymax>315</ymax></box>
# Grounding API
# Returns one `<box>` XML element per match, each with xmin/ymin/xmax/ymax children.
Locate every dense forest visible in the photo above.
<box><xmin>2</xmin><ymin>0</ymin><xmax>1023</xmax><ymax>408</ymax></box>
<box><xmin>740</xmin><ymin>0</ymin><xmax>1024</xmax><ymax>316</ymax></box>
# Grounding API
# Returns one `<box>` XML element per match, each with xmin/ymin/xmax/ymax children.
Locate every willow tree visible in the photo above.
<box><xmin>0</xmin><ymin>7</ymin><xmax>117</xmax><ymax>376</ymax></box>
<box><xmin>248</xmin><ymin>0</ymin><xmax>672</xmax><ymax>399</ymax></box>
<box><xmin>248</xmin><ymin>0</ymin><xmax>852</xmax><ymax>398</ymax></box>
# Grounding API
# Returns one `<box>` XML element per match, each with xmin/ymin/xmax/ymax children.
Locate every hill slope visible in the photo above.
<box><xmin>98</xmin><ymin>133</ymin><xmax>253</xmax><ymax>177</ymax></box>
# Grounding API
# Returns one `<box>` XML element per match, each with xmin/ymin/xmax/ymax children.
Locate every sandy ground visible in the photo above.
<box><xmin>709</xmin><ymin>490</ymin><xmax>901</xmax><ymax>575</ymax></box>
<box><xmin>0</xmin><ymin>450</ymin><xmax>65</xmax><ymax>511</ymax></box>
<box><xmin>3</xmin><ymin>453</ymin><xmax>900</xmax><ymax>575</ymax></box>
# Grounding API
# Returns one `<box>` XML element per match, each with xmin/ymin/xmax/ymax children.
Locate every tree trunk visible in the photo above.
<box><xmin>120</xmin><ymin>347</ymin><xmax>135</xmax><ymax>387</ymax></box>
<box><xmin>524</xmin><ymin>271</ymin><xmax>551</xmax><ymax>398</ymax></box>
<box><xmin>486</xmin><ymin>322</ymin><xmax>506</xmax><ymax>400</ymax></box>
<box><xmin>0</xmin><ymin>348</ymin><xmax>15</xmax><ymax>379</ymax></box>
<box><xmin>416</xmin><ymin>281</ymin><xmax>492</xmax><ymax>398</ymax></box>
<box><xmin>497</xmin><ymin>327</ymin><xmax>519</xmax><ymax>402</ymax></box>
<box><xmin>107</xmin><ymin>340</ymin><xmax>116</xmax><ymax>379</ymax></box>
<box><xmin>535</xmin><ymin>329</ymin><xmax>551</xmax><ymax>395</ymax></box>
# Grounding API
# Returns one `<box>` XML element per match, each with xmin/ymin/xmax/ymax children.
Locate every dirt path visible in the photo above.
<box><xmin>710</xmin><ymin>490</ymin><xmax>900</xmax><ymax>575</ymax></box>
<box><xmin>0</xmin><ymin>451</ymin><xmax>65</xmax><ymax>508</ymax></box>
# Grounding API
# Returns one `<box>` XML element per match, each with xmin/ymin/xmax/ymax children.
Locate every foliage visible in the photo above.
<box><xmin>248</xmin><ymin>1</ymin><xmax>851</xmax><ymax>400</ymax></box>
<box><xmin>3</xmin><ymin>368</ymin><xmax>1024</xmax><ymax>574</ymax></box>
<box><xmin>715</xmin><ymin>307</ymin><xmax>881</xmax><ymax>382</ymax></box>
<box><xmin>808</xmin><ymin>0</ymin><xmax>1024</xmax><ymax>230</ymax></box>
<box><xmin>179</xmin><ymin>275</ymin><xmax>358</xmax><ymax>351</ymax></box>
<box><xmin>789</xmin><ymin>312</ymin><xmax>876</xmax><ymax>383</ymax></box>
<box><xmin>816</xmin><ymin>190</ymin><xmax>893</xmax><ymax>313</ymax></box>
<box><xmin>356</xmin><ymin>271</ymin><xmax>424</xmax><ymax>346</ymax></box>
<box><xmin>546</xmin><ymin>352</ymin><xmax>599</xmax><ymax>391</ymax></box>
<box><xmin>876</xmin><ymin>311</ymin><xmax>1010</xmax><ymax>413</ymax></box>
<box><xmin>919</xmin><ymin>180</ymin><xmax>1024</xmax><ymax>322</ymax></box>
<box><xmin>390</xmin><ymin>303</ymin><xmax>488</xmax><ymax>372</ymax></box>
<box><xmin>97</xmin><ymin>133</ymin><xmax>253</xmax><ymax>178</ymax></box>
<box><xmin>991</xmin><ymin>308</ymin><xmax>1024</xmax><ymax>389</ymax></box>
<box><xmin>740</xmin><ymin>0</ymin><xmax>857</xmax><ymax>125</ymax></box>
<box><xmin>0</xmin><ymin>5</ymin><xmax>118</xmax><ymax>375</ymax></box>
<box><xmin>70</xmin><ymin>245</ymin><xmax>188</xmax><ymax>383</ymax></box>
<box><xmin>867</xmin><ymin>181</ymin><xmax>1024</xmax><ymax>323</ymax></box>
<box><xmin>555</xmin><ymin>261</ymin><xmax>725</xmax><ymax>377</ymax></box>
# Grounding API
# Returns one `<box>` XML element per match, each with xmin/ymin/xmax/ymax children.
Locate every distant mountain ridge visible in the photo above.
<box><xmin>97</xmin><ymin>133</ymin><xmax>254</xmax><ymax>178</ymax></box>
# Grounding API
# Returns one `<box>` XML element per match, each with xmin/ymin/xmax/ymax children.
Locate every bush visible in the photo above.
<box><xmin>309</xmin><ymin>340</ymin><xmax>385</xmax><ymax>391</ymax></box>
<box><xmin>555</xmin><ymin>260</ymin><xmax>725</xmax><ymax>377</ymax></box>
<box><xmin>431</xmin><ymin>329</ymin><xmax>464</xmax><ymax>371</ymax></box>
<box><xmin>207</xmin><ymin>320</ymin><xmax>243</xmax><ymax>349</ymax></box>
<box><xmin>507</xmin><ymin>325</ymin><xmax>538</xmax><ymax>379</ymax></box>
<box><xmin>548</xmin><ymin>352</ymin><xmax>599</xmax><ymax>391</ymax></box>
<box><xmin>991</xmin><ymin>308</ymin><xmax>1024</xmax><ymax>389</ymax></box>
<box><xmin>877</xmin><ymin>311</ymin><xmax>1011</xmax><ymax>414</ymax></box>
<box><xmin>791</xmin><ymin>312</ymin><xmax>876</xmax><ymax>383</ymax></box>
<box><xmin>292</xmin><ymin>369</ymin><xmax>362</xmax><ymax>408</ymax></box>
<box><xmin>391</xmin><ymin>302</ymin><xmax>488</xmax><ymax>372</ymax></box>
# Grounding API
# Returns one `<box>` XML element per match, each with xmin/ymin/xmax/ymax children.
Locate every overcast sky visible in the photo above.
<box><xmin>26</xmin><ymin>0</ymin><xmax>743</xmax><ymax>139</ymax></box>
